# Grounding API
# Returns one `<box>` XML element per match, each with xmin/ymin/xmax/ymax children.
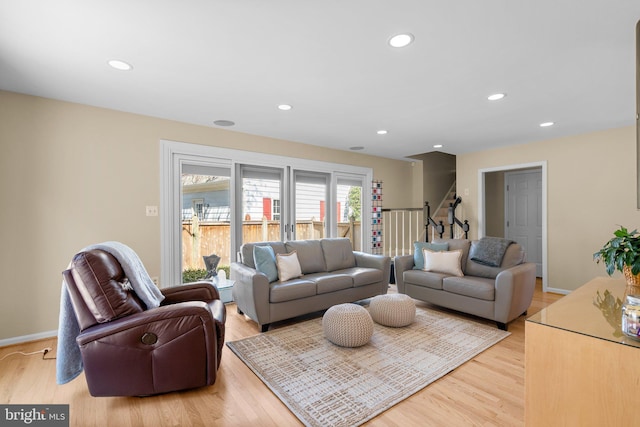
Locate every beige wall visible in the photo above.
<box><xmin>411</xmin><ymin>151</ymin><xmax>456</xmax><ymax>206</ymax></box>
<box><xmin>457</xmin><ymin>125</ymin><xmax>640</xmax><ymax>292</ymax></box>
<box><xmin>0</xmin><ymin>91</ymin><xmax>419</xmax><ymax>341</ymax></box>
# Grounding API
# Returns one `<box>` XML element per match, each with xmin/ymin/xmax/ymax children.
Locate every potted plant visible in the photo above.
<box><xmin>594</xmin><ymin>226</ymin><xmax>640</xmax><ymax>297</ymax></box>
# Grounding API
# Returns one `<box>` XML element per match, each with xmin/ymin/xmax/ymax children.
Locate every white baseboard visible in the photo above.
<box><xmin>0</xmin><ymin>330</ymin><xmax>57</xmax><ymax>348</ymax></box>
<box><xmin>545</xmin><ymin>286</ymin><xmax>571</xmax><ymax>295</ymax></box>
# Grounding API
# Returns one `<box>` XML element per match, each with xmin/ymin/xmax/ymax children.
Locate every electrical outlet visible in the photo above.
<box><xmin>146</xmin><ymin>206</ymin><xmax>158</xmax><ymax>216</ymax></box>
<box><xmin>151</xmin><ymin>277</ymin><xmax>159</xmax><ymax>286</ymax></box>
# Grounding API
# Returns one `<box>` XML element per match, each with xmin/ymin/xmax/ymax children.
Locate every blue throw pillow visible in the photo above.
<box><xmin>413</xmin><ymin>242</ymin><xmax>449</xmax><ymax>270</ymax></box>
<box><xmin>253</xmin><ymin>245</ymin><xmax>278</xmax><ymax>282</ymax></box>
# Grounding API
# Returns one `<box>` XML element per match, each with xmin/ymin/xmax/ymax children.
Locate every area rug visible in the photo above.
<box><xmin>227</xmin><ymin>306</ymin><xmax>510</xmax><ymax>427</ymax></box>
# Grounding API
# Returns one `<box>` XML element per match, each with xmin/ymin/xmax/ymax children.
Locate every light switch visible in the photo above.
<box><xmin>146</xmin><ymin>206</ymin><xmax>158</xmax><ymax>216</ymax></box>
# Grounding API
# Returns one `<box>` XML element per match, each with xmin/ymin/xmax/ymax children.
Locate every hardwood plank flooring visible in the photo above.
<box><xmin>0</xmin><ymin>280</ymin><xmax>561</xmax><ymax>426</ymax></box>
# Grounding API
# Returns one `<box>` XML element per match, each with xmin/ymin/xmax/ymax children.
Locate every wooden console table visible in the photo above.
<box><xmin>525</xmin><ymin>277</ymin><xmax>640</xmax><ymax>426</ymax></box>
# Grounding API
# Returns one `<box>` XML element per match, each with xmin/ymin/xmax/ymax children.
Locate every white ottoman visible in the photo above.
<box><xmin>322</xmin><ymin>303</ymin><xmax>374</xmax><ymax>347</ymax></box>
<box><xmin>369</xmin><ymin>294</ymin><xmax>416</xmax><ymax>327</ymax></box>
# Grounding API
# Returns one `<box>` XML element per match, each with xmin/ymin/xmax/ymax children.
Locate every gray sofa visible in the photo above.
<box><xmin>394</xmin><ymin>238</ymin><xmax>536</xmax><ymax>330</ymax></box>
<box><xmin>231</xmin><ymin>238</ymin><xmax>390</xmax><ymax>332</ymax></box>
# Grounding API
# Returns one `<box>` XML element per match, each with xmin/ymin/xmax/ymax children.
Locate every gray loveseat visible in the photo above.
<box><xmin>394</xmin><ymin>238</ymin><xmax>536</xmax><ymax>330</ymax></box>
<box><xmin>231</xmin><ymin>238</ymin><xmax>390</xmax><ymax>332</ymax></box>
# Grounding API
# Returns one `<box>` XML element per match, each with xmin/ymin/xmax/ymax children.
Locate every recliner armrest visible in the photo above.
<box><xmin>76</xmin><ymin>301</ymin><xmax>215</xmax><ymax>345</ymax></box>
<box><xmin>161</xmin><ymin>281</ymin><xmax>220</xmax><ymax>304</ymax></box>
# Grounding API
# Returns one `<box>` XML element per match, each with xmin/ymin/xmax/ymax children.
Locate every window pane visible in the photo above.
<box><xmin>241</xmin><ymin>167</ymin><xmax>283</xmax><ymax>243</ymax></box>
<box><xmin>294</xmin><ymin>171</ymin><xmax>328</xmax><ymax>240</ymax></box>
<box><xmin>181</xmin><ymin>168</ymin><xmax>230</xmax><ymax>283</ymax></box>
<box><xmin>337</xmin><ymin>181</ymin><xmax>363</xmax><ymax>251</ymax></box>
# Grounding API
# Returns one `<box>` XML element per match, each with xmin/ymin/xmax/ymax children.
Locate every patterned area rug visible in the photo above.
<box><xmin>227</xmin><ymin>306</ymin><xmax>510</xmax><ymax>427</ymax></box>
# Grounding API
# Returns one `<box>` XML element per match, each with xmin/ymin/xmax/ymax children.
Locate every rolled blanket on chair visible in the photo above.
<box><xmin>469</xmin><ymin>236</ymin><xmax>514</xmax><ymax>267</ymax></box>
<box><xmin>56</xmin><ymin>241</ymin><xmax>164</xmax><ymax>385</ymax></box>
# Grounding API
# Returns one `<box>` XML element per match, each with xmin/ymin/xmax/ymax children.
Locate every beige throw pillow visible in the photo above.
<box><xmin>276</xmin><ymin>251</ymin><xmax>303</xmax><ymax>282</ymax></box>
<box><xmin>422</xmin><ymin>248</ymin><xmax>464</xmax><ymax>276</ymax></box>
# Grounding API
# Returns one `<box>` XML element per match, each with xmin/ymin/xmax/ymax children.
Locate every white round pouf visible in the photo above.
<box><xmin>369</xmin><ymin>294</ymin><xmax>416</xmax><ymax>327</ymax></box>
<box><xmin>322</xmin><ymin>303</ymin><xmax>374</xmax><ymax>347</ymax></box>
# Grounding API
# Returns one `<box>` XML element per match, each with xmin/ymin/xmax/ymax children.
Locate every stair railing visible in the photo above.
<box><xmin>424</xmin><ymin>198</ymin><xmax>470</xmax><ymax>242</ymax></box>
<box><xmin>423</xmin><ymin>202</ymin><xmax>446</xmax><ymax>242</ymax></box>
<box><xmin>446</xmin><ymin>197</ymin><xmax>470</xmax><ymax>239</ymax></box>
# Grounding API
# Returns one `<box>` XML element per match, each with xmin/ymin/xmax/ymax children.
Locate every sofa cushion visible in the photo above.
<box><xmin>335</xmin><ymin>267</ymin><xmax>383</xmax><ymax>287</ymax></box>
<box><xmin>422</xmin><ymin>249</ymin><xmax>464</xmax><ymax>277</ymax></box>
<box><xmin>285</xmin><ymin>240</ymin><xmax>326</xmax><ymax>274</ymax></box>
<box><xmin>270</xmin><ymin>278</ymin><xmax>317</xmax><ymax>303</ymax></box>
<box><xmin>321</xmin><ymin>238</ymin><xmax>356</xmax><ymax>271</ymax></box>
<box><xmin>276</xmin><ymin>251</ymin><xmax>303</xmax><ymax>282</ymax></box>
<box><xmin>413</xmin><ymin>241</ymin><xmax>449</xmax><ymax>270</ymax></box>
<box><xmin>465</xmin><ymin>242</ymin><xmax>526</xmax><ymax>279</ymax></box>
<box><xmin>253</xmin><ymin>245</ymin><xmax>278</xmax><ymax>282</ymax></box>
<box><xmin>434</xmin><ymin>238</ymin><xmax>471</xmax><ymax>274</ymax></box>
<box><xmin>241</xmin><ymin>241</ymin><xmax>287</xmax><ymax>269</ymax></box>
<box><xmin>305</xmin><ymin>273</ymin><xmax>353</xmax><ymax>294</ymax></box>
<box><xmin>442</xmin><ymin>276</ymin><xmax>495</xmax><ymax>301</ymax></box>
<box><xmin>403</xmin><ymin>269</ymin><xmax>446</xmax><ymax>290</ymax></box>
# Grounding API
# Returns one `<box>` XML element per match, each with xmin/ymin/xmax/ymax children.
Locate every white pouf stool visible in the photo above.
<box><xmin>369</xmin><ymin>294</ymin><xmax>416</xmax><ymax>327</ymax></box>
<box><xmin>322</xmin><ymin>303</ymin><xmax>374</xmax><ymax>347</ymax></box>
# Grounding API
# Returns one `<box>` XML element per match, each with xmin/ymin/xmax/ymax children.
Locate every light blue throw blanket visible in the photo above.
<box><xmin>56</xmin><ymin>242</ymin><xmax>165</xmax><ymax>385</ymax></box>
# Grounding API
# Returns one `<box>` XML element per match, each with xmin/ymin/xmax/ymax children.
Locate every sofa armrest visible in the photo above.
<box><xmin>354</xmin><ymin>252</ymin><xmax>391</xmax><ymax>292</ymax></box>
<box><xmin>494</xmin><ymin>262</ymin><xmax>537</xmax><ymax>323</ymax></box>
<box><xmin>230</xmin><ymin>262</ymin><xmax>271</xmax><ymax>325</ymax></box>
<box><xmin>393</xmin><ymin>255</ymin><xmax>415</xmax><ymax>293</ymax></box>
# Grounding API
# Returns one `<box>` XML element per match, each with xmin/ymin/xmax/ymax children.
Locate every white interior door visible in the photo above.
<box><xmin>505</xmin><ymin>169</ymin><xmax>543</xmax><ymax>277</ymax></box>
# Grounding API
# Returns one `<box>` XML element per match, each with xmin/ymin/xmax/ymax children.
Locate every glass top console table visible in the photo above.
<box><xmin>525</xmin><ymin>277</ymin><xmax>640</xmax><ymax>426</ymax></box>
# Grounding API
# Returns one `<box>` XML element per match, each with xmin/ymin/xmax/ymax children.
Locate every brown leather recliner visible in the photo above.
<box><xmin>62</xmin><ymin>249</ymin><xmax>226</xmax><ymax>396</ymax></box>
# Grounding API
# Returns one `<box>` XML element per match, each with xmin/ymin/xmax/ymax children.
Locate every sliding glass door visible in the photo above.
<box><xmin>292</xmin><ymin>170</ymin><xmax>330</xmax><ymax>241</ymax></box>
<box><xmin>336</xmin><ymin>175</ymin><xmax>364</xmax><ymax>251</ymax></box>
<box><xmin>180</xmin><ymin>163</ymin><xmax>231</xmax><ymax>282</ymax></box>
<box><xmin>161</xmin><ymin>140</ymin><xmax>373</xmax><ymax>286</ymax></box>
<box><xmin>238</xmin><ymin>165</ymin><xmax>285</xmax><ymax>244</ymax></box>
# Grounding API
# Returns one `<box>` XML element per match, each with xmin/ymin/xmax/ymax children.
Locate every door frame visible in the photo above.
<box><xmin>478</xmin><ymin>161</ymin><xmax>551</xmax><ymax>292</ymax></box>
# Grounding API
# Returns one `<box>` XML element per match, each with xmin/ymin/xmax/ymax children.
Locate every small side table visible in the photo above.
<box><xmin>211</xmin><ymin>276</ymin><xmax>235</xmax><ymax>303</ymax></box>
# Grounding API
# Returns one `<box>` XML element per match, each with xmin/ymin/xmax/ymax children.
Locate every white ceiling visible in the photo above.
<box><xmin>1</xmin><ymin>1</ymin><xmax>639</xmax><ymax>160</ymax></box>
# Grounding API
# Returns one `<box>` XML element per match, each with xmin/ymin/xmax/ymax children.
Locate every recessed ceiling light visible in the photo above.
<box><xmin>377</xmin><ymin>130</ymin><xmax>388</xmax><ymax>135</ymax></box>
<box><xmin>487</xmin><ymin>93</ymin><xmax>506</xmax><ymax>101</ymax></box>
<box><xmin>389</xmin><ymin>33</ymin><xmax>414</xmax><ymax>48</ymax></box>
<box><xmin>350</xmin><ymin>146</ymin><xmax>365</xmax><ymax>151</ymax></box>
<box><xmin>107</xmin><ymin>59</ymin><xmax>133</xmax><ymax>71</ymax></box>
<box><xmin>540</xmin><ymin>121</ymin><xmax>555</xmax><ymax>127</ymax></box>
<box><xmin>213</xmin><ymin>120</ymin><xmax>235</xmax><ymax>127</ymax></box>
<box><xmin>433</xmin><ymin>144</ymin><xmax>443</xmax><ymax>148</ymax></box>
<box><xmin>278</xmin><ymin>104</ymin><xmax>292</xmax><ymax>111</ymax></box>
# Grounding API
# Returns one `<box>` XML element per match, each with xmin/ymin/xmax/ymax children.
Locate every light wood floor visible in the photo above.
<box><xmin>0</xmin><ymin>280</ymin><xmax>561</xmax><ymax>427</ymax></box>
